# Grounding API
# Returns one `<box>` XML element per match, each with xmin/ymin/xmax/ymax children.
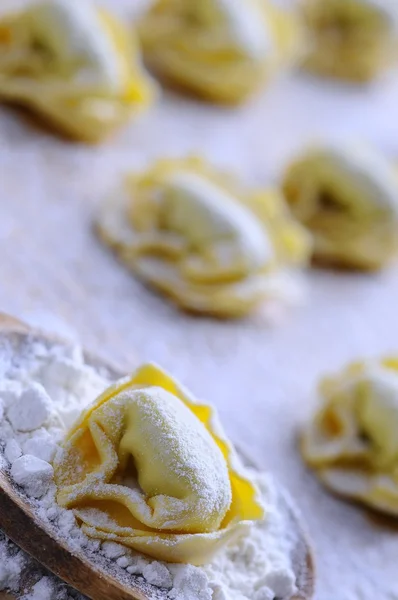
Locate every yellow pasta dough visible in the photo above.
<box><xmin>54</xmin><ymin>363</ymin><xmax>264</xmax><ymax>564</ymax></box>
<box><xmin>0</xmin><ymin>0</ymin><xmax>154</xmax><ymax>142</ymax></box>
<box><xmin>139</xmin><ymin>0</ymin><xmax>301</xmax><ymax>104</ymax></box>
<box><xmin>96</xmin><ymin>156</ymin><xmax>311</xmax><ymax>318</ymax></box>
<box><xmin>301</xmin><ymin>358</ymin><xmax>398</xmax><ymax>516</ymax></box>
<box><xmin>301</xmin><ymin>0</ymin><xmax>398</xmax><ymax>82</ymax></box>
<box><xmin>282</xmin><ymin>144</ymin><xmax>398</xmax><ymax>270</ymax></box>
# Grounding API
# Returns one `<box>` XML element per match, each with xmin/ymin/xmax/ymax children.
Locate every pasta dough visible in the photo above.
<box><xmin>282</xmin><ymin>144</ymin><xmax>398</xmax><ymax>270</ymax></box>
<box><xmin>54</xmin><ymin>363</ymin><xmax>264</xmax><ymax>564</ymax></box>
<box><xmin>139</xmin><ymin>0</ymin><xmax>301</xmax><ymax>104</ymax></box>
<box><xmin>0</xmin><ymin>0</ymin><xmax>154</xmax><ymax>142</ymax></box>
<box><xmin>301</xmin><ymin>358</ymin><xmax>398</xmax><ymax>516</ymax></box>
<box><xmin>301</xmin><ymin>0</ymin><xmax>398</xmax><ymax>81</ymax></box>
<box><xmin>96</xmin><ymin>156</ymin><xmax>311</xmax><ymax>317</ymax></box>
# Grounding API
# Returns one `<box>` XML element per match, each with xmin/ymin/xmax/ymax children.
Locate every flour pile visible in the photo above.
<box><xmin>0</xmin><ymin>332</ymin><xmax>298</xmax><ymax>600</ymax></box>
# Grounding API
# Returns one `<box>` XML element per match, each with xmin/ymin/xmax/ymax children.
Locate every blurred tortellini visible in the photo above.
<box><xmin>301</xmin><ymin>0</ymin><xmax>398</xmax><ymax>82</ymax></box>
<box><xmin>54</xmin><ymin>363</ymin><xmax>264</xmax><ymax>564</ymax></box>
<box><xmin>139</xmin><ymin>0</ymin><xmax>302</xmax><ymax>104</ymax></box>
<box><xmin>96</xmin><ymin>156</ymin><xmax>311</xmax><ymax>318</ymax></box>
<box><xmin>301</xmin><ymin>358</ymin><xmax>398</xmax><ymax>516</ymax></box>
<box><xmin>282</xmin><ymin>144</ymin><xmax>398</xmax><ymax>270</ymax></box>
<box><xmin>0</xmin><ymin>0</ymin><xmax>154</xmax><ymax>142</ymax></box>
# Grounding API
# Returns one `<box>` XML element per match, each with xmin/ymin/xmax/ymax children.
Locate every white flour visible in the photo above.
<box><xmin>0</xmin><ymin>332</ymin><xmax>298</xmax><ymax>600</ymax></box>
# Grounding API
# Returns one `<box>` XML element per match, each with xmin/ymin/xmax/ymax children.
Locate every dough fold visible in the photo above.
<box><xmin>96</xmin><ymin>156</ymin><xmax>311</xmax><ymax>317</ymax></box>
<box><xmin>0</xmin><ymin>0</ymin><xmax>154</xmax><ymax>141</ymax></box>
<box><xmin>301</xmin><ymin>0</ymin><xmax>398</xmax><ymax>81</ymax></box>
<box><xmin>282</xmin><ymin>144</ymin><xmax>398</xmax><ymax>269</ymax></box>
<box><xmin>302</xmin><ymin>358</ymin><xmax>398</xmax><ymax>515</ymax></box>
<box><xmin>139</xmin><ymin>0</ymin><xmax>301</xmax><ymax>103</ymax></box>
<box><xmin>54</xmin><ymin>363</ymin><xmax>264</xmax><ymax>564</ymax></box>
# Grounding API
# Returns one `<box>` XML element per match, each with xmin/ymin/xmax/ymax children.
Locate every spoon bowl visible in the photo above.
<box><xmin>0</xmin><ymin>313</ymin><xmax>314</xmax><ymax>600</ymax></box>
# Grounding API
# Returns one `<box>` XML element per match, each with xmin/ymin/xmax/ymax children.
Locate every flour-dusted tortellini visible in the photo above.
<box><xmin>96</xmin><ymin>156</ymin><xmax>311</xmax><ymax>317</ymax></box>
<box><xmin>282</xmin><ymin>144</ymin><xmax>398</xmax><ymax>270</ymax></box>
<box><xmin>138</xmin><ymin>0</ymin><xmax>302</xmax><ymax>104</ymax></box>
<box><xmin>301</xmin><ymin>358</ymin><xmax>398</xmax><ymax>515</ymax></box>
<box><xmin>301</xmin><ymin>0</ymin><xmax>398</xmax><ymax>82</ymax></box>
<box><xmin>54</xmin><ymin>363</ymin><xmax>264</xmax><ymax>564</ymax></box>
<box><xmin>0</xmin><ymin>0</ymin><xmax>154</xmax><ymax>142</ymax></box>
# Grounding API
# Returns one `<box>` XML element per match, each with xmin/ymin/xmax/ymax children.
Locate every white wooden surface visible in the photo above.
<box><xmin>2</xmin><ymin>1</ymin><xmax>398</xmax><ymax>598</ymax></box>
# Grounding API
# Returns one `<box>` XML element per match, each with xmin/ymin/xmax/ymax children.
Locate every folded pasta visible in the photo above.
<box><xmin>0</xmin><ymin>0</ymin><xmax>154</xmax><ymax>142</ymax></box>
<box><xmin>282</xmin><ymin>144</ymin><xmax>398</xmax><ymax>270</ymax></box>
<box><xmin>139</xmin><ymin>0</ymin><xmax>301</xmax><ymax>104</ymax></box>
<box><xmin>301</xmin><ymin>0</ymin><xmax>398</xmax><ymax>81</ymax></box>
<box><xmin>301</xmin><ymin>358</ymin><xmax>398</xmax><ymax>516</ymax></box>
<box><xmin>54</xmin><ymin>363</ymin><xmax>264</xmax><ymax>564</ymax></box>
<box><xmin>96</xmin><ymin>156</ymin><xmax>311</xmax><ymax>317</ymax></box>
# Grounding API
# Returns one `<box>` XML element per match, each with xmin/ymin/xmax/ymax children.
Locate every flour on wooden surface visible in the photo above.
<box><xmin>0</xmin><ymin>333</ymin><xmax>298</xmax><ymax>600</ymax></box>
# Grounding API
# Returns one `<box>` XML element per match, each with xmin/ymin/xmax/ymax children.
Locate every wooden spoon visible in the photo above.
<box><xmin>0</xmin><ymin>313</ymin><xmax>315</xmax><ymax>600</ymax></box>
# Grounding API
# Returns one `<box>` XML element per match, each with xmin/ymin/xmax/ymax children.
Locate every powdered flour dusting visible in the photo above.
<box><xmin>0</xmin><ymin>332</ymin><xmax>299</xmax><ymax>600</ymax></box>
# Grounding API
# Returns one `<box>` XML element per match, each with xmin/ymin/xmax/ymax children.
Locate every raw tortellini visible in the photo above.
<box><xmin>0</xmin><ymin>0</ymin><xmax>154</xmax><ymax>142</ymax></box>
<box><xmin>301</xmin><ymin>358</ymin><xmax>398</xmax><ymax>516</ymax></box>
<box><xmin>301</xmin><ymin>0</ymin><xmax>398</xmax><ymax>82</ymax></box>
<box><xmin>282</xmin><ymin>144</ymin><xmax>398</xmax><ymax>270</ymax></box>
<box><xmin>139</xmin><ymin>0</ymin><xmax>301</xmax><ymax>104</ymax></box>
<box><xmin>96</xmin><ymin>156</ymin><xmax>311</xmax><ymax>318</ymax></box>
<box><xmin>54</xmin><ymin>363</ymin><xmax>264</xmax><ymax>564</ymax></box>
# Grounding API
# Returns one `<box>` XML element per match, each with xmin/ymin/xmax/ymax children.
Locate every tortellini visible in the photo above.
<box><xmin>301</xmin><ymin>0</ymin><xmax>398</xmax><ymax>81</ymax></box>
<box><xmin>96</xmin><ymin>156</ymin><xmax>311</xmax><ymax>317</ymax></box>
<box><xmin>0</xmin><ymin>0</ymin><xmax>154</xmax><ymax>142</ymax></box>
<box><xmin>54</xmin><ymin>363</ymin><xmax>264</xmax><ymax>564</ymax></box>
<box><xmin>139</xmin><ymin>0</ymin><xmax>301</xmax><ymax>104</ymax></box>
<box><xmin>301</xmin><ymin>358</ymin><xmax>398</xmax><ymax>516</ymax></box>
<box><xmin>282</xmin><ymin>144</ymin><xmax>398</xmax><ymax>270</ymax></box>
